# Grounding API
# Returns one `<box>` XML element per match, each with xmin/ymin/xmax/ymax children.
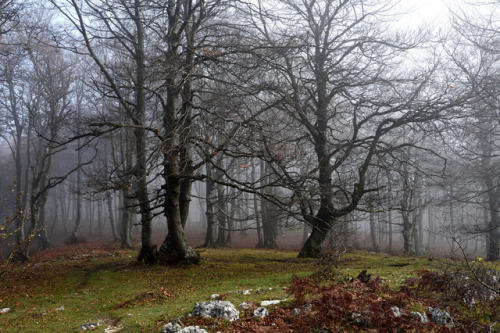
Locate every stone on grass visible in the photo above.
<box><xmin>428</xmin><ymin>307</ymin><xmax>453</xmax><ymax>328</ymax></box>
<box><xmin>0</xmin><ymin>308</ymin><xmax>11</xmax><ymax>314</ymax></box>
<box><xmin>253</xmin><ymin>307</ymin><xmax>268</xmax><ymax>318</ymax></box>
<box><xmin>290</xmin><ymin>308</ymin><xmax>301</xmax><ymax>316</ymax></box>
<box><xmin>178</xmin><ymin>327</ymin><xmax>207</xmax><ymax>333</ymax></box>
<box><xmin>241</xmin><ymin>290</ymin><xmax>251</xmax><ymax>295</ymax></box>
<box><xmin>191</xmin><ymin>301</ymin><xmax>239</xmax><ymax>322</ymax></box>
<box><xmin>238</xmin><ymin>302</ymin><xmax>250</xmax><ymax>310</ymax></box>
<box><xmin>78</xmin><ymin>322</ymin><xmax>100</xmax><ymax>330</ymax></box>
<box><xmin>209</xmin><ymin>294</ymin><xmax>219</xmax><ymax>300</ymax></box>
<box><xmin>260</xmin><ymin>300</ymin><xmax>282</xmax><ymax>306</ymax></box>
<box><xmin>56</xmin><ymin>306</ymin><xmax>65</xmax><ymax>311</ymax></box>
<box><xmin>391</xmin><ymin>306</ymin><xmax>402</xmax><ymax>318</ymax></box>
<box><xmin>410</xmin><ymin>312</ymin><xmax>429</xmax><ymax>324</ymax></box>
<box><xmin>161</xmin><ymin>321</ymin><xmax>182</xmax><ymax>333</ymax></box>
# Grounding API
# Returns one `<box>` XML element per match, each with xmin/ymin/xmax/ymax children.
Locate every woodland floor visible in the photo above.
<box><xmin>0</xmin><ymin>242</ymin><xmax>499</xmax><ymax>332</ymax></box>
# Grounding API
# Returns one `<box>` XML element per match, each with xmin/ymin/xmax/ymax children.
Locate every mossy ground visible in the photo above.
<box><xmin>0</xmin><ymin>244</ymin><xmax>491</xmax><ymax>332</ymax></box>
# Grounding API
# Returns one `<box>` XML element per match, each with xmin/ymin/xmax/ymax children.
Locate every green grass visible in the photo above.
<box><xmin>0</xmin><ymin>249</ymin><xmax>441</xmax><ymax>332</ymax></box>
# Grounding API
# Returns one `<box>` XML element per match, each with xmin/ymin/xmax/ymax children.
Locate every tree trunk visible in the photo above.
<box><xmin>107</xmin><ymin>193</ymin><xmax>120</xmax><ymax>241</ymax></box>
<box><xmin>369</xmin><ymin>210</ymin><xmax>380</xmax><ymax>252</ymax></box>
<box><xmin>120</xmin><ymin>190</ymin><xmax>132</xmax><ymax>249</ymax></box>
<box><xmin>39</xmin><ymin>207</ymin><xmax>52</xmax><ymax>249</ymax></box>
<box><xmin>203</xmin><ymin>162</ymin><xmax>216</xmax><ymax>248</ymax></box>
<box><xmin>298</xmin><ymin>217</ymin><xmax>330</xmax><ymax>258</ymax></box>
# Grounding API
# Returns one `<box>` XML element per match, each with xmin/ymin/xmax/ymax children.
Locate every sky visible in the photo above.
<box><xmin>395</xmin><ymin>0</ymin><xmax>456</xmax><ymax>29</ymax></box>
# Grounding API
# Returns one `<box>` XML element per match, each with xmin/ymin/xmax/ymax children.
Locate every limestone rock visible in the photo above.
<box><xmin>391</xmin><ymin>306</ymin><xmax>402</xmax><ymax>318</ymax></box>
<box><xmin>260</xmin><ymin>300</ymin><xmax>282</xmax><ymax>306</ymax></box>
<box><xmin>253</xmin><ymin>307</ymin><xmax>268</xmax><ymax>318</ymax></box>
<box><xmin>428</xmin><ymin>307</ymin><xmax>453</xmax><ymax>328</ymax></box>
<box><xmin>191</xmin><ymin>301</ymin><xmax>239</xmax><ymax>322</ymax></box>
<box><xmin>78</xmin><ymin>322</ymin><xmax>100</xmax><ymax>331</ymax></box>
<box><xmin>290</xmin><ymin>308</ymin><xmax>301</xmax><ymax>316</ymax></box>
<box><xmin>410</xmin><ymin>311</ymin><xmax>429</xmax><ymax>324</ymax></box>
<box><xmin>0</xmin><ymin>308</ymin><xmax>11</xmax><ymax>314</ymax></box>
<box><xmin>238</xmin><ymin>302</ymin><xmax>250</xmax><ymax>310</ymax></box>
<box><xmin>178</xmin><ymin>327</ymin><xmax>207</xmax><ymax>333</ymax></box>
<box><xmin>161</xmin><ymin>322</ymin><xmax>182</xmax><ymax>333</ymax></box>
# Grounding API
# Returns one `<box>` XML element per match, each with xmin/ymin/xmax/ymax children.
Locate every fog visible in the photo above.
<box><xmin>1</xmin><ymin>0</ymin><xmax>499</xmax><ymax>263</ymax></box>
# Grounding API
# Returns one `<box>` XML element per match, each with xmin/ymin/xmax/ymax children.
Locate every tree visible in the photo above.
<box><xmin>227</xmin><ymin>0</ymin><xmax>463</xmax><ymax>258</ymax></box>
<box><xmin>444</xmin><ymin>3</ymin><xmax>500</xmax><ymax>261</ymax></box>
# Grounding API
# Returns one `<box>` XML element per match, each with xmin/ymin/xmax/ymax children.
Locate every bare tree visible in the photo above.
<box><xmin>225</xmin><ymin>0</ymin><xmax>463</xmax><ymax>258</ymax></box>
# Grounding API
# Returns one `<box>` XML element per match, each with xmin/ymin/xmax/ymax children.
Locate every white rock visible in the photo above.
<box><xmin>428</xmin><ymin>307</ymin><xmax>453</xmax><ymax>328</ymax></box>
<box><xmin>391</xmin><ymin>306</ymin><xmax>402</xmax><ymax>318</ymax></box>
<box><xmin>56</xmin><ymin>306</ymin><xmax>65</xmax><ymax>311</ymax></box>
<box><xmin>161</xmin><ymin>322</ymin><xmax>182</xmax><ymax>333</ymax></box>
<box><xmin>191</xmin><ymin>301</ymin><xmax>239</xmax><ymax>322</ymax></box>
<box><xmin>78</xmin><ymin>322</ymin><xmax>100</xmax><ymax>331</ymax></box>
<box><xmin>238</xmin><ymin>302</ymin><xmax>250</xmax><ymax>310</ymax></box>
<box><xmin>260</xmin><ymin>300</ymin><xmax>282</xmax><ymax>306</ymax></box>
<box><xmin>290</xmin><ymin>308</ymin><xmax>301</xmax><ymax>316</ymax></box>
<box><xmin>209</xmin><ymin>294</ymin><xmax>219</xmax><ymax>300</ymax></box>
<box><xmin>178</xmin><ymin>326</ymin><xmax>207</xmax><ymax>333</ymax></box>
<box><xmin>0</xmin><ymin>308</ymin><xmax>11</xmax><ymax>314</ymax></box>
<box><xmin>410</xmin><ymin>312</ymin><xmax>429</xmax><ymax>324</ymax></box>
<box><xmin>253</xmin><ymin>307</ymin><xmax>269</xmax><ymax>318</ymax></box>
<box><xmin>242</xmin><ymin>290</ymin><xmax>251</xmax><ymax>295</ymax></box>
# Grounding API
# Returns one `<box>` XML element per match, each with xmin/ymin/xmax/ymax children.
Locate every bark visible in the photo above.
<box><xmin>107</xmin><ymin>193</ymin><xmax>120</xmax><ymax>241</ymax></box>
<box><xmin>39</xmin><ymin>207</ymin><xmax>52</xmax><ymax>250</ymax></box>
<box><xmin>120</xmin><ymin>190</ymin><xmax>133</xmax><ymax>249</ymax></box>
<box><xmin>369</xmin><ymin>210</ymin><xmax>380</xmax><ymax>252</ymax></box>
<box><xmin>203</xmin><ymin>162</ymin><xmax>216</xmax><ymax>248</ymax></box>
<box><xmin>298</xmin><ymin>216</ymin><xmax>330</xmax><ymax>258</ymax></box>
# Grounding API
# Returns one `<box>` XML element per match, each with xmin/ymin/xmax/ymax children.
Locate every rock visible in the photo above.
<box><xmin>0</xmin><ymin>308</ymin><xmax>11</xmax><ymax>314</ymax></box>
<box><xmin>290</xmin><ymin>308</ymin><xmax>301</xmax><ymax>316</ymax></box>
<box><xmin>161</xmin><ymin>322</ymin><xmax>182</xmax><ymax>333</ymax></box>
<box><xmin>410</xmin><ymin>312</ymin><xmax>429</xmax><ymax>324</ymax></box>
<box><xmin>178</xmin><ymin>327</ymin><xmax>207</xmax><ymax>333</ymax></box>
<box><xmin>303</xmin><ymin>304</ymin><xmax>313</xmax><ymax>312</ymax></box>
<box><xmin>56</xmin><ymin>306</ymin><xmax>65</xmax><ymax>311</ymax></box>
<box><xmin>209</xmin><ymin>294</ymin><xmax>219</xmax><ymax>300</ymax></box>
<box><xmin>351</xmin><ymin>313</ymin><xmax>364</xmax><ymax>325</ymax></box>
<box><xmin>428</xmin><ymin>307</ymin><xmax>453</xmax><ymax>328</ymax></box>
<box><xmin>241</xmin><ymin>290</ymin><xmax>252</xmax><ymax>295</ymax></box>
<box><xmin>238</xmin><ymin>302</ymin><xmax>250</xmax><ymax>310</ymax></box>
<box><xmin>104</xmin><ymin>325</ymin><xmax>124</xmax><ymax>333</ymax></box>
<box><xmin>260</xmin><ymin>300</ymin><xmax>282</xmax><ymax>306</ymax></box>
<box><xmin>391</xmin><ymin>306</ymin><xmax>402</xmax><ymax>318</ymax></box>
<box><xmin>253</xmin><ymin>307</ymin><xmax>268</xmax><ymax>318</ymax></box>
<box><xmin>78</xmin><ymin>322</ymin><xmax>101</xmax><ymax>330</ymax></box>
<box><xmin>191</xmin><ymin>301</ymin><xmax>239</xmax><ymax>322</ymax></box>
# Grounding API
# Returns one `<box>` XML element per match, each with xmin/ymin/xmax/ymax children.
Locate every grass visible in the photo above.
<box><xmin>0</xmin><ymin>247</ymin><xmax>456</xmax><ymax>332</ymax></box>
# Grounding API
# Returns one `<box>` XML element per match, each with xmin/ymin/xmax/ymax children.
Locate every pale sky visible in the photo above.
<box><xmin>396</xmin><ymin>0</ymin><xmax>453</xmax><ymax>28</ymax></box>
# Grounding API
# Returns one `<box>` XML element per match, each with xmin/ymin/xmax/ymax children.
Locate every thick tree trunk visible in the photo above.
<box><xmin>298</xmin><ymin>218</ymin><xmax>330</xmax><ymax>258</ymax></box>
<box><xmin>158</xmin><ymin>182</ymin><xmax>198</xmax><ymax>264</ymax></box>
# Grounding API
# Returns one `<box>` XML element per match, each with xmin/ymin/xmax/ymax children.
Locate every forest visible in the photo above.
<box><xmin>1</xmin><ymin>0</ymin><xmax>500</xmax><ymax>262</ymax></box>
<box><xmin>1</xmin><ymin>0</ymin><xmax>500</xmax><ymax>332</ymax></box>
